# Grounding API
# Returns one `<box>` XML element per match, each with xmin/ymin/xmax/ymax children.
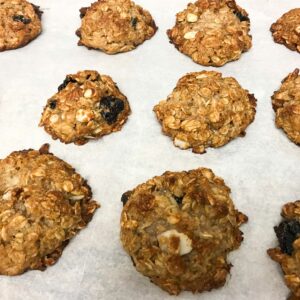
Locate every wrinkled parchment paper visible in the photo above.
<box><xmin>0</xmin><ymin>0</ymin><xmax>300</xmax><ymax>299</ymax></box>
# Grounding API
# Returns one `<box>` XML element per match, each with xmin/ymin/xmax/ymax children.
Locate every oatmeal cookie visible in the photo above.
<box><xmin>0</xmin><ymin>144</ymin><xmax>99</xmax><ymax>276</ymax></box>
<box><xmin>39</xmin><ymin>70</ymin><xmax>131</xmax><ymax>145</ymax></box>
<box><xmin>76</xmin><ymin>0</ymin><xmax>157</xmax><ymax>54</ymax></box>
<box><xmin>120</xmin><ymin>168</ymin><xmax>247</xmax><ymax>295</ymax></box>
<box><xmin>272</xmin><ymin>69</ymin><xmax>300</xmax><ymax>145</ymax></box>
<box><xmin>271</xmin><ymin>9</ymin><xmax>300</xmax><ymax>53</ymax></box>
<box><xmin>268</xmin><ymin>201</ymin><xmax>300</xmax><ymax>300</ymax></box>
<box><xmin>0</xmin><ymin>0</ymin><xmax>42</xmax><ymax>51</ymax></box>
<box><xmin>167</xmin><ymin>0</ymin><xmax>252</xmax><ymax>67</ymax></box>
<box><xmin>153</xmin><ymin>71</ymin><xmax>256</xmax><ymax>154</ymax></box>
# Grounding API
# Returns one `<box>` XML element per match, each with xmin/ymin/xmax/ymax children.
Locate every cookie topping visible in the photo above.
<box><xmin>49</xmin><ymin>100</ymin><xmax>57</xmax><ymax>109</ymax></box>
<box><xmin>131</xmin><ymin>17</ymin><xmax>138</xmax><ymax>28</ymax></box>
<box><xmin>12</xmin><ymin>15</ymin><xmax>31</xmax><ymax>24</ymax></box>
<box><xmin>274</xmin><ymin>220</ymin><xmax>300</xmax><ymax>255</ymax></box>
<box><xmin>58</xmin><ymin>77</ymin><xmax>77</xmax><ymax>92</ymax></box>
<box><xmin>100</xmin><ymin>96</ymin><xmax>125</xmax><ymax>124</ymax></box>
<box><xmin>158</xmin><ymin>229</ymin><xmax>192</xmax><ymax>256</ymax></box>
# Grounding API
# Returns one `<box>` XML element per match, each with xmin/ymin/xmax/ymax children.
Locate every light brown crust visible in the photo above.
<box><xmin>120</xmin><ymin>168</ymin><xmax>247</xmax><ymax>295</ymax></box>
<box><xmin>271</xmin><ymin>9</ymin><xmax>300</xmax><ymax>53</ymax></box>
<box><xmin>153</xmin><ymin>71</ymin><xmax>256</xmax><ymax>154</ymax></box>
<box><xmin>0</xmin><ymin>144</ymin><xmax>99</xmax><ymax>276</ymax></box>
<box><xmin>39</xmin><ymin>70</ymin><xmax>131</xmax><ymax>145</ymax></box>
<box><xmin>268</xmin><ymin>201</ymin><xmax>300</xmax><ymax>300</ymax></box>
<box><xmin>167</xmin><ymin>0</ymin><xmax>252</xmax><ymax>67</ymax></box>
<box><xmin>272</xmin><ymin>69</ymin><xmax>300</xmax><ymax>145</ymax></box>
<box><xmin>0</xmin><ymin>0</ymin><xmax>42</xmax><ymax>51</ymax></box>
<box><xmin>77</xmin><ymin>0</ymin><xmax>157</xmax><ymax>54</ymax></box>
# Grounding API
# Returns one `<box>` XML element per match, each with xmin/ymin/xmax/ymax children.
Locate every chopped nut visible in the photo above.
<box><xmin>158</xmin><ymin>229</ymin><xmax>192</xmax><ymax>256</ymax></box>
<box><xmin>84</xmin><ymin>89</ymin><xmax>93</xmax><ymax>98</ymax></box>
<box><xmin>184</xmin><ymin>31</ymin><xmax>198</xmax><ymax>39</ymax></box>
<box><xmin>50</xmin><ymin>114</ymin><xmax>59</xmax><ymax>123</ymax></box>
<box><xmin>174</xmin><ymin>138</ymin><xmax>190</xmax><ymax>149</ymax></box>
<box><xmin>186</xmin><ymin>13</ymin><xmax>198</xmax><ymax>23</ymax></box>
<box><xmin>76</xmin><ymin>109</ymin><xmax>91</xmax><ymax>123</ymax></box>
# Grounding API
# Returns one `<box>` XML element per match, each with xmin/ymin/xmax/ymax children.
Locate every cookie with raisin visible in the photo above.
<box><xmin>120</xmin><ymin>167</ymin><xmax>248</xmax><ymax>295</ymax></box>
<box><xmin>272</xmin><ymin>69</ymin><xmax>300</xmax><ymax>145</ymax></box>
<box><xmin>153</xmin><ymin>71</ymin><xmax>256</xmax><ymax>154</ymax></box>
<box><xmin>39</xmin><ymin>70</ymin><xmax>131</xmax><ymax>145</ymax></box>
<box><xmin>271</xmin><ymin>9</ymin><xmax>300</xmax><ymax>53</ymax></box>
<box><xmin>76</xmin><ymin>0</ymin><xmax>157</xmax><ymax>54</ymax></box>
<box><xmin>167</xmin><ymin>0</ymin><xmax>252</xmax><ymax>67</ymax></box>
<box><xmin>0</xmin><ymin>144</ymin><xmax>99</xmax><ymax>275</ymax></box>
<box><xmin>268</xmin><ymin>201</ymin><xmax>300</xmax><ymax>300</ymax></box>
<box><xmin>0</xmin><ymin>0</ymin><xmax>42</xmax><ymax>51</ymax></box>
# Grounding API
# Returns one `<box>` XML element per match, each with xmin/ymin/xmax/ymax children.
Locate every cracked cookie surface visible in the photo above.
<box><xmin>268</xmin><ymin>201</ymin><xmax>300</xmax><ymax>300</ymax></box>
<box><xmin>167</xmin><ymin>0</ymin><xmax>252</xmax><ymax>67</ymax></box>
<box><xmin>77</xmin><ymin>0</ymin><xmax>157</xmax><ymax>54</ymax></box>
<box><xmin>0</xmin><ymin>0</ymin><xmax>42</xmax><ymax>51</ymax></box>
<box><xmin>40</xmin><ymin>70</ymin><xmax>131</xmax><ymax>145</ymax></box>
<box><xmin>271</xmin><ymin>9</ymin><xmax>300</xmax><ymax>53</ymax></box>
<box><xmin>120</xmin><ymin>168</ymin><xmax>248</xmax><ymax>295</ymax></box>
<box><xmin>153</xmin><ymin>71</ymin><xmax>256</xmax><ymax>154</ymax></box>
<box><xmin>0</xmin><ymin>144</ymin><xmax>99</xmax><ymax>276</ymax></box>
<box><xmin>272</xmin><ymin>69</ymin><xmax>300</xmax><ymax>145</ymax></box>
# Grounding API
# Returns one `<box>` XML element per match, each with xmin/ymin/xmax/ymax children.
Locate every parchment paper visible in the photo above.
<box><xmin>0</xmin><ymin>0</ymin><xmax>300</xmax><ymax>299</ymax></box>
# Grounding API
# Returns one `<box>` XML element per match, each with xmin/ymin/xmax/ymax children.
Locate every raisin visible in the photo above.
<box><xmin>274</xmin><ymin>220</ymin><xmax>300</xmax><ymax>255</ymax></box>
<box><xmin>58</xmin><ymin>77</ymin><xmax>77</xmax><ymax>91</ymax></box>
<box><xmin>131</xmin><ymin>17</ymin><xmax>138</xmax><ymax>29</ymax></box>
<box><xmin>174</xmin><ymin>195</ymin><xmax>184</xmax><ymax>205</ymax></box>
<box><xmin>12</xmin><ymin>15</ymin><xmax>31</xmax><ymax>24</ymax></box>
<box><xmin>100</xmin><ymin>96</ymin><xmax>125</xmax><ymax>125</ymax></box>
<box><xmin>121</xmin><ymin>191</ymin><xmax>132</xmax><ymax>206</ymax></box>
<box><xmin>49</xmin><ymin>100</ymin><xmax>57</xmax><ymax>109</ymax></box>
<box><xmin>234</xmin><ymin>11</ymin><xmax>249</xmax><ymax>22</ymax></box>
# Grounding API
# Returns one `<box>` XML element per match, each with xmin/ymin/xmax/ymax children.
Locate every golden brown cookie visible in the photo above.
<box><xmin>120</xmin><ymin>167</ymin><xmax>248</xmax><ymax>295</ymax></box>
<box><xmin>0</xmin><ymin>0</ymin><xmax>42</xmax><ymax>51</ymax></box>
<box><xmin>167</xmin><ymin>0</ymin><xmax>252</xmax><ymax>67</ymax></box>
<box><xmin>76</xmin><ymin>0</ymin><xmax>157</xmax><ymax>54</ymax></box>
<box><xmin>39</xmin><ymin>70</ymin><xmax>131</xmax><ymax>145</ymax></box>
<box><xmin>268</xmin><ymin>201</ymin><xmax>300</xmax><ymax>300</ymax></box>
<box><xmin>271</xmin><ymin>9</ymin><xmax>300</xmax><ymax>53</ymax></box>
<box><xmin>153</xmin><ymin>71</ymin><xmax>256</xmax><ymax>154</ymax></box>
<box><xmin>272</xmin><ymin>69</ymin><xmax>300</xmax><ymax>145</ymax></box>
<box><xmin>0</xmin><ymin>144</ymin><xmax>99</xmax><ymax>276</ymax></box>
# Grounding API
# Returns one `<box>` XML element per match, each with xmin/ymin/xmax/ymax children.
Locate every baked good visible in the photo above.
<box><xmin>153</xmin><ymin>71</ymin><xmax>256</xmax><ymax>154</ymax></box>
<box><xmin>76</xmin><ymin>0</ymin><xmax>157</xmax><ymax>54</ymax></box>
<box><xmin>271</xmin><ymin>8</ymin><xmax>300</xmax><ymax>53</ymax></box>
<box><xmin>0</xmin><ymin>0</ymin><xmax>42</xmax><ymax>51</ymax></box>
<box><xmin>40</xmin><ymin>70</ymin><xmax>131</xmax><ymax>145</ymax></box>
<box><xmin>0</xmin><ymin>144</ymin><xmax>99</xmax><ymax>275</ymax></box>
<box><xmin>268</xmin><ymin>200</ymin><xmax>300</xmax><ymax>300</ymax></box>
<box><xmin>272</xmin><ymin>69</ymin><xmax>300</xmax><ymax>145</ymax></box>
<box><xmin>120</xmin><ymin>167</ymin><xmax>248</xmax><ymax>295</ymax></box>
<box><xmin>167</xmin><ymin>0</ymin><xmax>252</xmax><ymax>67</ymax></box>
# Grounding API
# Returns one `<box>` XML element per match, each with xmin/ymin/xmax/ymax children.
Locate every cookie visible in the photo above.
<box><xmin>271</xmin><ymin>9</ymin><xmax>300</xmax><ymax>53</ymax></box>
<box><xmin>267</xmin><ymin>201</ymin><xmax>300</xmax><ymax>300</ymax></box>
<box><xmin>153</xmin><ymin>71</ymin><xmax>256</xmax><ymax>154</ymax></box>
<box><xmin>39</xmin><ymin>70</ymin><xmax>131</xmax><ymax>145</ymax></box>
<box><xmin>167</xmin><ymin>0</ymin><xmax>252</xmax><ymax>67</ymax></box>
<box><xmin>120</xmin><ymin>168</ymin><xmax>247</xmax><ymax>295</ymax></box>
<box><xmin>76</xmin><ymin>0</ymin><xmax>157</xmax><ymax>54</ymax></box>
<box><xmin>0</xmin><ymin>0</ymin><xmax>42</xmax><ymax>51</ymax></box>
<box><xmin>0</xmin><ymin>144</ymin><xmax>99</xmax><ymax>275</ymax></box>
<box><xmin>272</xmin><ymin>69</ymin><xmax>300</xmax><ymax>145</ymax></box>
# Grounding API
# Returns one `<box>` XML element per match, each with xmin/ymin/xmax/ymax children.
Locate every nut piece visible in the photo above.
<box><xmin>186</xmin><ymin>13</ymin><xmax>198</xmax><ymax>23</ymax></box>
<box><xmin>184</xmin><ymin>31</ymin><xmax>198</xmax><ymax>40</ymax></box>
<box><xmin>158</xmin><ymin>229</ymin><xmax>192</xmax><ymax>256</ymax></box>
<box><xmin>174</xmin><ymin>138</ymin><xmax>190</xmax><ymax>149</ymax></box>
<box><xmin>84</xmin><ymin>89</ymin><xmax>93</xmax><ymax>98</ymax></box>
<box><xmin>76</xmin><ymin>109</ymin><xmax>91</xmax><ymax>123</ymax></box>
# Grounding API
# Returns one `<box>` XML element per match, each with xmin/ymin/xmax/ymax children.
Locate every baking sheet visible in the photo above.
<box><xmin>0</xmin><ymin>0</ymin><xmax>300</xmax><ymax>299</ymax></box>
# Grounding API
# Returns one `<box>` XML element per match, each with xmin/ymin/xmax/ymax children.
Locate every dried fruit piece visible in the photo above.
<box><xmin>12</xmin><ymin>15</ymin><xmax>31</xmax><ymax>24</ymax></box>
<box><xmin>58</xmin><ymin>77</ymin><xmax>77</xmax><ymax>91</ymax></box>
<box><xmin>100</xmin><ymin>96</ymin><xmax>125</xmax><ymax>124</ymax></box>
